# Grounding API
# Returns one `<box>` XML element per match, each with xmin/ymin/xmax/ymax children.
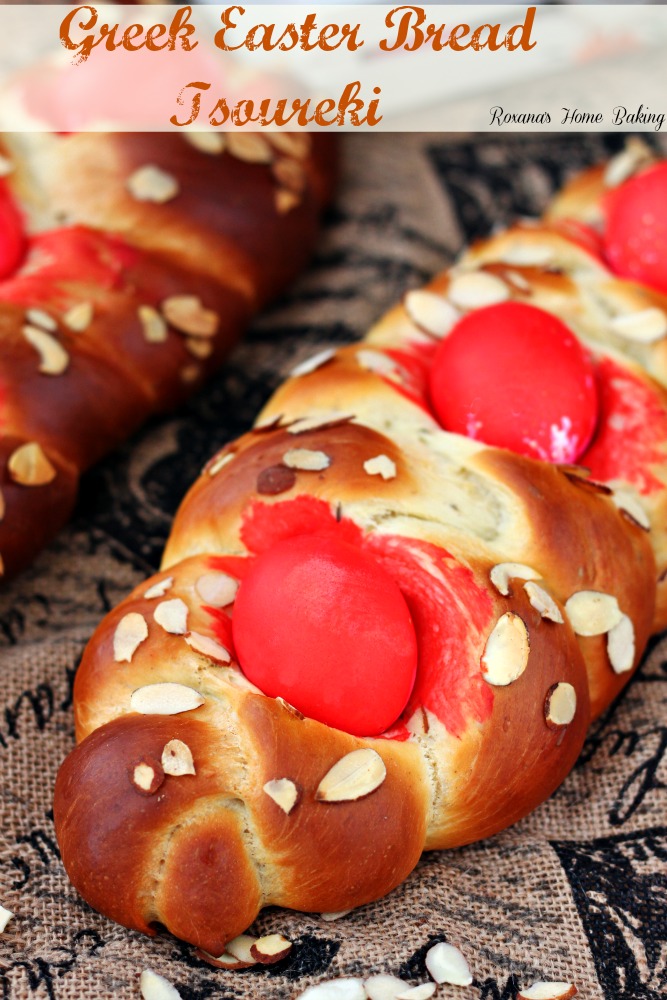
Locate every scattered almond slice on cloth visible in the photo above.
<box><xmin>425</xmin><ymin>941</ymin><xmax>473</xmax><ymax>985</ymax></box>
<box><xmin>226</xmin><ymin>933</ymin><xmax>258</xmax><ymax>965</ymax></box>
<box><xmin>139</xmin><ymin>969</ymin><xmax>182</xmax><ymax>999</ymax></box>
<box><xmin>364</xmin><ymin>975</ymin><xmax>414</xmax><ymax>1000</ymax></box>
<box><xmin>250</xmin><ymin>933</ymin><xmax>293</xmax><ymax>963</ymax></box>
<box><xmin>298</xmin><ymin>979</ymin><xmax>366</xmax><ymax>999</ymax></box>
<box><xmin>194</xmin><ymin>948</ymin><xmax>249</xmax><ymax>970</ymax></box>
<box><xmin>0</xmin><ymin>905</ymin><xmax>13</xmax><ymax>933</ymax></box>
<box><xmin>517</xmin><ymin>983</ymin><xmax>577</xmax><ymax>1000</ymax></box>
<box><xmin>395</xmin><ymin>984</ymin><xmax>436</xmax><ymax>999</ymax></box>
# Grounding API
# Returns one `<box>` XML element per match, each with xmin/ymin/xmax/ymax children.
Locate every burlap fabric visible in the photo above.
<box><xmin>1</xmin><ymin>133</ymin><xmax>666</xmax><ymax>1000</ymax></box>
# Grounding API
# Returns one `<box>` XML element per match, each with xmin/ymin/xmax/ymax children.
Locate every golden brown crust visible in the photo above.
<box><xmin>0</xmin><ymin>132</ymin><xmax>337</xmax><ymax>582</ymax></box>
<box><xmin>54</xmin><ymin>143</ymin><xmax>667</xmax><ymax>953</ymax></box>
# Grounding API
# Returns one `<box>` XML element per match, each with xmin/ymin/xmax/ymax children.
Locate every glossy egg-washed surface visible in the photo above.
<box><xmin>0</xmin><ymin>132</ymin><xmax>336</xmax><ymax>581</ymax></box>
<box><xmin>55</xmin><ymin>142</ymin><xmax>667</xmax><ymax>956</ymax></box>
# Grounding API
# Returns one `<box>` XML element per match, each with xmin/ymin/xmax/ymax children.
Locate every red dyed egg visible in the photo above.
<box><xmin>604</xmin><ymin>161</ymin><xmax>667</xmax><ymax>293</ymax></box>
<box><xmin>428</xmin><ymin>301</ymin><xmax>599</xmax><ymax>463</ymax></box>
<box><xmin>0</xmin><ymin>182</ymin><xmax>25</xmax><ymax>280</ymax></box>
<box><xmin>232</xmin><ymin>534</ymin><xmax>418</xmax><ymax>737</ymax></box>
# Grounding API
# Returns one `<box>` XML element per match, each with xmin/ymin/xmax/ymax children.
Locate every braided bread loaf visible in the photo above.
<box><xmin>0</xmin><ymin>132</ymin><xmax>335</xmax><ymax>581</ymax></box>
<box><xmin>55</xmin><ymin>142</ymin><xmax>667</xmax><ymax>960</ymax></box>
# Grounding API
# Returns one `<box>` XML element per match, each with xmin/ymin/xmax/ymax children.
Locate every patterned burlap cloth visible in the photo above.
<box><xmin>1</xmin><ymin>133</ymin><xmax>666</xmax><ymax>1000</ymax></box>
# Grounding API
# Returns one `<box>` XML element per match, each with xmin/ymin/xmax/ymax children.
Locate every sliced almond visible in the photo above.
<box><xmin>496</xmin><ymin>242</ymin><xmax>554</xmax><ymax>268</ymax></box>
<box><xmin>363</xmin><ymin>455</ymin><xmax>397</xmax><ymax>480</ymax></box>
<box><xmin>518</xmin><ymin>982</ymin><xmax>577</xmax><ymax>1000</ymax></box>
<box><xmin>140</xmin><ymin>969</ymin><xmax>182</xmax><ymax>1000</ymax></box>
<box><xmin>208</xmin><ymin>452</ymin><xmax>235</xmax><ymax>476</ymax></box>
<box><xmin>161</xmin><ymin>738</ymin><xmax>196</xmax><ymax>776</ymax></box>
<box><xmin>130</xmin><ymin>682</ymin><xmax>204</xmax><ymax>716</ymax></box>
<box><xmin>607</xmin><ymin>613</ymin><xmax>635</xmax><ymax>674</ymax></box>
<box><xmin>0</xmin><ymin>905</ymin><xmax>14</xmax><ymax>933</ymax></box>
<box><xmin>138</xmin><ymin>304</ymin><xmax>168</xmax><ymax>343</ymax></box>
<box><xmin>287</xmin><ymin>414</ymin><xmax>349</xmax><ymax>435</ymax></box>
<box><xmin>273</xmin><ymin>157</ymin><xmax>306</xmax><ymax>193</ymax></box>
<box><xmin>128</xmin><ymin>165</ymin><xmax>179</xmax><ymax>204</ymax></box>
<box><xmin>396</xmin><ymin>985</ymin><xmax>436</xmax><ymax>1000</ymax></box>
<box><xmin>195</xmin><ymin>949</ymin><xmax>248</xmax><ymax>970</ymax></box>
<box><xmin>25</xmin><ymin>307</ymin><xmax>57</xmax><ymax>331</ymax></box>
<box><xmin>185</xmin><ymin>131</ymin><xmax>226</xmax><ymax>155</ymax></box>
<box><xmin>195</xmin><ymin>571</ymin><xmax>238</xmax><ymax>607</ymax></box>
<box><xmin>162</xmin><ymin>295</ymin><xmax>219</xmax><ymax>338</ymax></box>
<box><xmin>226</xmin><ymin>133</ymin><xmax>273</xmax><ymax>165</ymax></box>
<box><xmin>275</xmin><ymin>188</ymin><xmax>300</xmax><ymax>214</ymax></box>
<box><xmin>63</xmin><ymin>301</ymin><xmax>94</xmax><ymax>332</ymax></box>
<box><xmin>144</xmin><ymin>577</ymin><xmax>173</xmax><ymax>600</ymax></box>
<box><xmin>298</xmin><ymin>979</ymin><xmax>366</xmax><ymax>1000</ymax></box>
<box><xmin>611</xmin><ymin>487</ymin><xmax>650</xmax><ymax>531</ymax></box>
<box><xmin>185</xmin><ymin>631</ymin><xmax>231</xmax><ymax>664</ymax></box>
<box><xmin>563</xmin><ymin>473</ymin><xmax>611</xmax><ymax>497</ymax></box>
<box><xmin>404</xmin><ymin>289</ymin><xmax>458</xmax><ymax>337</ymax></box>
<box><xmin>524</xmin><ymin>582</ymin><xmax>564</xmax><ymax>624</ymax></box>
<box><xmin>8</xmin><ymin>442</ymin><xmax>56</xmax><ymax>486</ymax></box>
<box><xmin>481</xmin><ymin>612</ymin><xmax>530</xmax><ymax>686</ymax></box>
<box><xmin>290</xmin><ymin>348</ymin><xmax>336</xmax><ymax>378</ymax></box>
<box><xmin>489</xmin><ymin>562</ymin><xmax>540</xmax><ymax>597</ymax></box>
<box><xmin>277</xmin><ymin>697</ymin><xmax>305</xmax><ymax>720</ymax></box>
<box><xmin>316</xmin><ymin>748</ymin><xmax>386</xmax><ymax>803</ymax></box>
<box><xmin>250</xmin><ymin>933</ymin><xmax>293</xmax><ymax>964</ymax></box>
<box><xmin>263</xmin><ymin>778</ymin><xmax>299</xmax><ymax>814</ymax></box>
<box><xmin>503</xmin><ymin>269</ymin><xmax>532</xmax><ymax>292</ymax></box>
<box><xmin>267</xmin><ymin>132</ymin><xmax>311</xmax><ymax>159</ymax></box>
<box><xmin>154</xmin><ymin>598</ymin><xmax>189</xmax><ymax>635</ymax></box>
<box><xmin>425</xmin><ymin>941</ymin><xmax>473</xmax><ymax>986</ymax></box>
<box><xmin>226</xmin><ymin>934</ymin><xmax>258</xmax><ymax>964</ymax></box>
<box><xmin>610</xmin><ymin>307</ymin><xmax>667</xmax><ymax>344</ymax></box>
<box><xmin>113</xmin><ymin>612</ymin><xmax>148</xmax><ymax>663</ymax></box>
<box><xmin>357</xmin><ymin>349</ymin><xmax>398</xmax><ymax>377</ymax></box>
<box><xmin>364</xmin><ymin>974</ymin><xmax>411</xmax><ymax>1000</ymax></box>
<box><xmin>131</xmin><ymin>758</ymin><xmax>164</xmax><ymax>795</ymax></box>
<box><xmin>23</xmin><ymin>325</ymin><xmax>69</xmax><ymax>375</ymax></box>
<box><xmin>447</xmin><ymin>271</ymin><xmax>510</xmax><ymax>310</ymax></box>
<box><xmin>283</xmin><ymin>448</ymin><xmax>330</xmax><ymax>471</ymax></box>
<box><xmin>320</xmin><ymin>909</ymin><xmax>352</xmax><ymax>922</ymax></box>
<box><xmin>604</xmin><ymin>138</ymin><xmax>653</xmax><ymax>188</ymax></box>
<box><xmin>186</xmin><ymin>337</ymin><xmax>213</xmax><ymax>359</ymax></box>
<box><xmin>180</xmin><ymin>363</ymin><xmax>201</xmax><ymax>383</ymax></box>
<box><xmin>564</xmin><ymin>591</ymin><xmax>622</xmax><ymax>636</ymax></box>
<box><xmin>545</xmin><ymin>682</ymin><xmax>577</xmax><ymax>727</ymax></box>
